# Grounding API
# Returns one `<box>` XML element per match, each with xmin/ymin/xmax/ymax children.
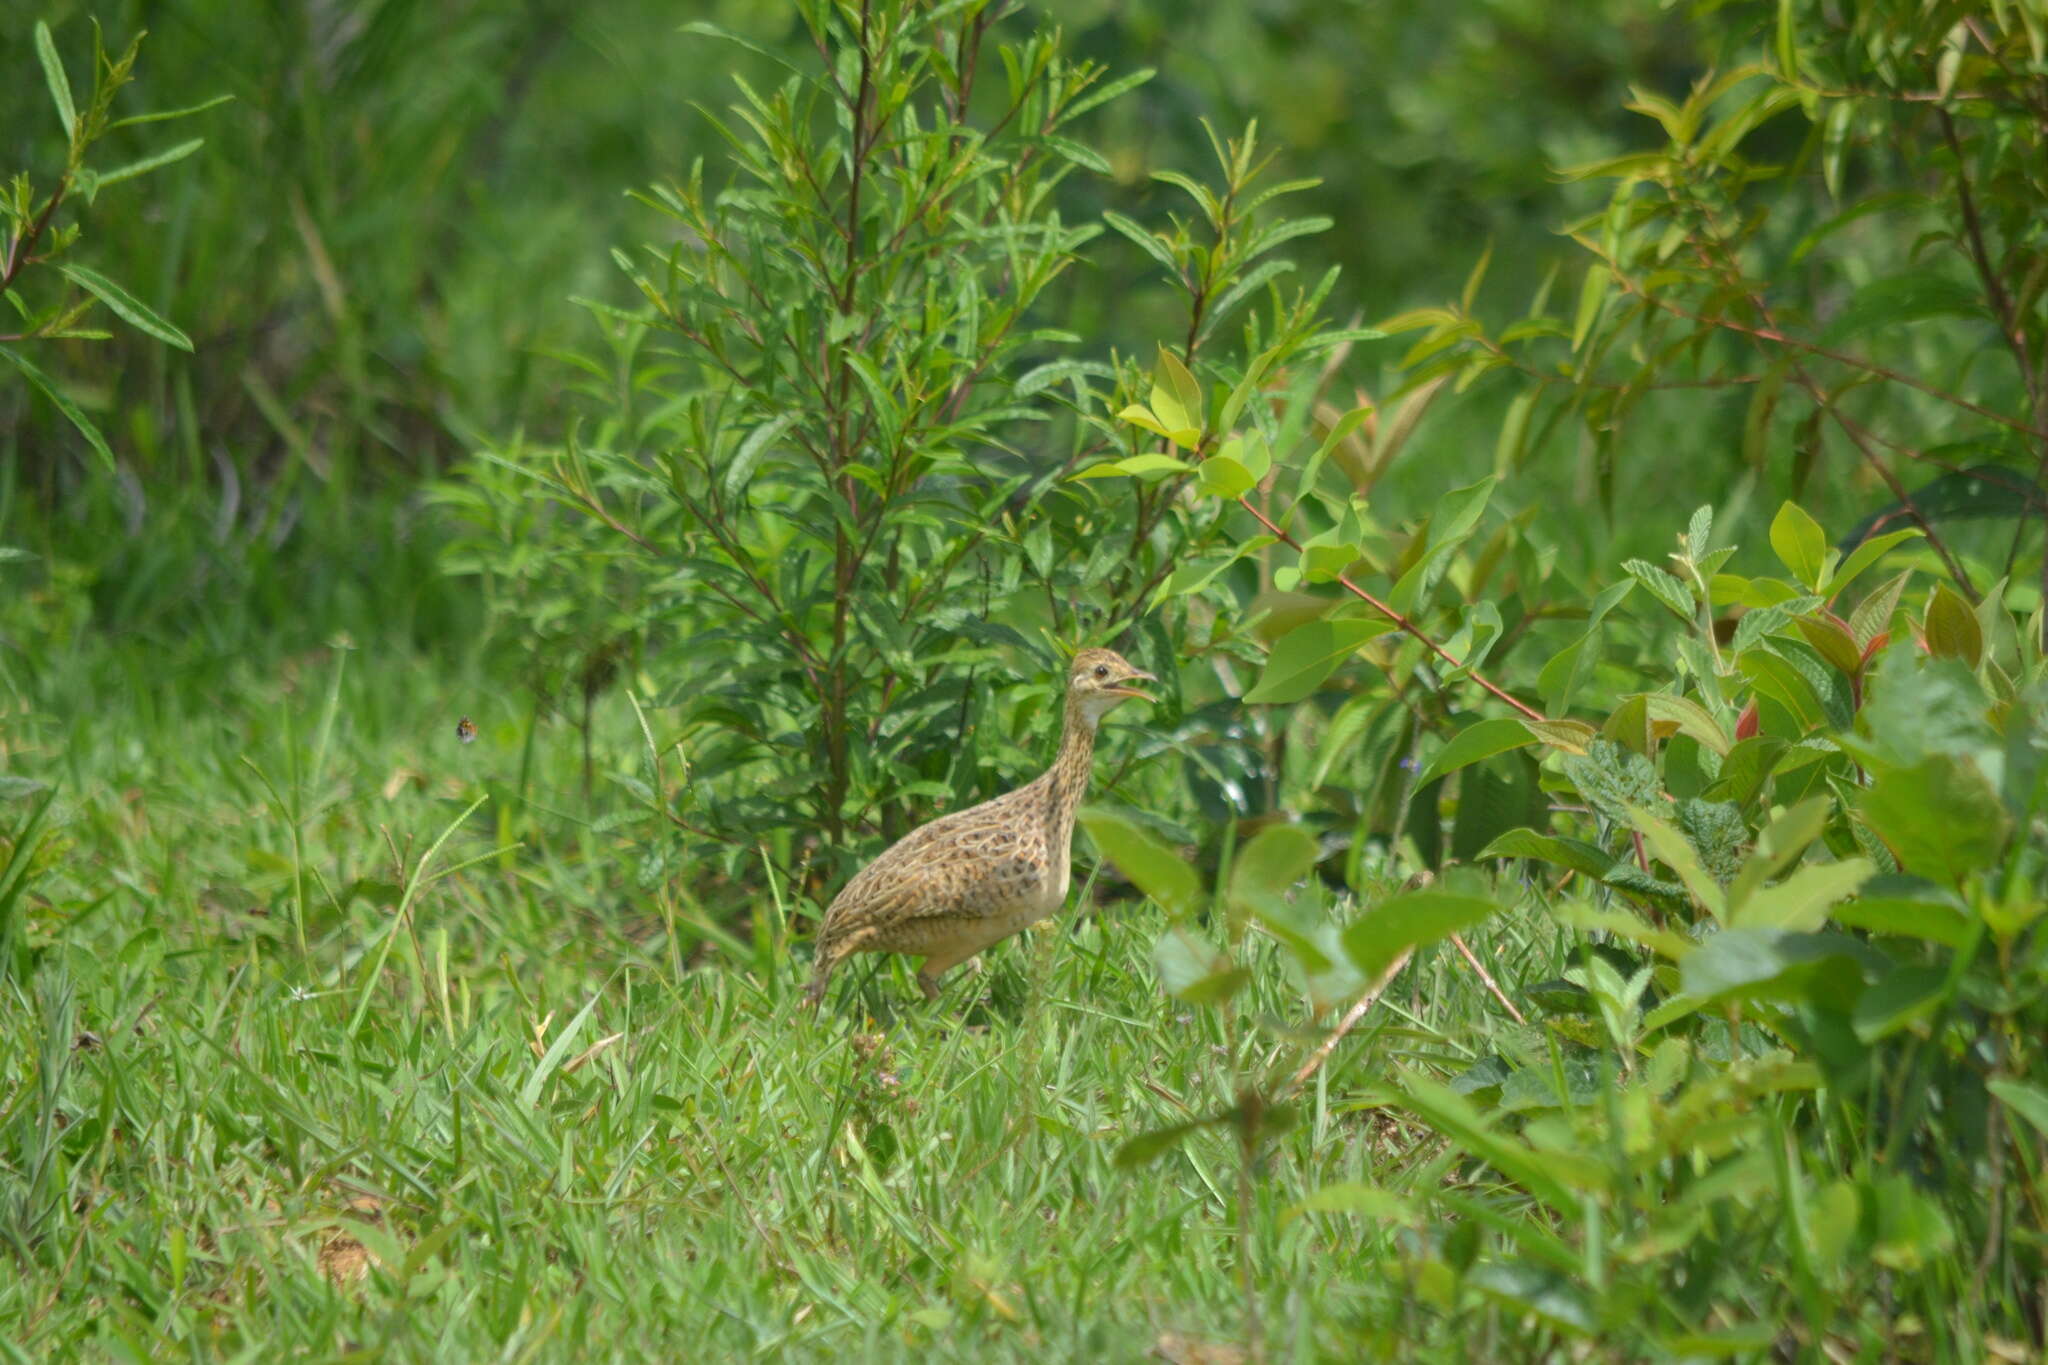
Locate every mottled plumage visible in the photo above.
<box><xmin>803</xmin><ymin>648</ymin><xmax>1155</xmax><ymax>1006</ymax></box>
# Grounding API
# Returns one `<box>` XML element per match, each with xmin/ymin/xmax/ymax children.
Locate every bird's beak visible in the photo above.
<box><xmin>1110</xmin><ymin>669</ymin><xmax>1157</xmax><ymax>702</ymax></box>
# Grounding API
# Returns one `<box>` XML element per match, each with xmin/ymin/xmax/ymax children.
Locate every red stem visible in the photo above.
<box><xmin>1235</xmin><ymin>495</ymin><xmax>1548</xmax><ymax>723</ymax></box>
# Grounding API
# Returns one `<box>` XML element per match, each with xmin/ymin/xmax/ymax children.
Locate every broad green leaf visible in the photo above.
<box><xmin>1078</xmin><ymin>807</ymin><xmax>1203</xmax><ymax>916</ymax></box>
<box><xmin>1296</xmin><ymin>402</ymin><xmax>1374</xmax><ymax>494</ymax></box>
<box><xmin>1151</xmin><ymin>926</ymin><xmax>1246</xmax><ymax>1005</ymax></box>
<box><xmin>1730</xmin><ymin>858</ymin><xmax>1872</xmax><ymax>931</ymax></box>
<box><xmin>1923</xmin><ymin>584</ymin><xmax>1982</xmax><ymax>666</ymax></box>
<box><xmin>1196</xmin><ymin>452</ymin><xmax>1254</xmax><ymax>499</ymax></box>
<box><xmin>1827</xmin><ymin>528</ymin><xmax>1920</xmax><ymax>601</ymax></box>
<box><xmin>1637</xmin><ymin>692</ymin><xmax>1730</xmax><ymax>756</ymax></box>
<box><xmin>1829</xmin><ymin>880</ymin><xmax>1972</xmax><ymax>948</ymax></box>
<box><xmin>1680</xmin><ymin>927</ymin><xmax>1870</xmax><ymax>1004</ymax></box>
<box><xmin>1343</xmin><ymin>890</ymin><xmax>1498</xmax><ymax>981</ymax></box>
<box><xmin>1415</xmin><ymin>718</ymin><xmax>1535</xmax><ymax>788</ymax></box>
<box><xmin>1852</xmin><ymin>964</ymin><xmax>1947</xmax><ymax>1042</ymax></box>
<box><xmin>1727</xmin><ymin>797</ymin><xmax>1829</xmax><ymax>910</ymax></box>
<box><xmin>1228</xmin><ymin>823</ymin><xmax>1319</xmax><ymax>916</ymax></box>
<box><xmin>1794</xmin><ymin>615</ymin><xmax>1863</xmax><ymax>677</ymax></box>
<box><xmin>1520</xmin><ymin>717</ymin><xmax>1598</xmax><ymax>754</ymax></box>
<box><xmin>1429</xmin><ymin>475</ymin><xmax>1497</xmax><ymax>548</ymax></box>
<box><xmin>1216</xmin><ymin>347</ymin><xmax>1276</xmax><ymax>435</ymax></box>
<box><xmin>1859</xmin><ymin>755</ymin><xmax>2007</xmax><ymax>885</ymax></box>
<box><xmin>1467</xmin><ymin>1263</ymin><xmax>1596</xmax><ymax>1337</ymax></box>
<box><xmin>1242</xmin><ymin>618</ymin><xmax>1395</xmax><ymax>705</ymax></box>
<box><xmin>35</xmin><ymin>21</ymin><xmax>76</xmax><ymax>141</ymax></box>
<box><xmin>1769</xmin><ymin>502</ymin><xmax>1828</xmax><ymax>589</ymax></box>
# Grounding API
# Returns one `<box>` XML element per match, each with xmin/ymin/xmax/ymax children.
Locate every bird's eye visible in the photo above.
<box><xmin>1094</xmin><ymin>664</ymin><xmax>1109</xmax><ymax>678</ymax></box>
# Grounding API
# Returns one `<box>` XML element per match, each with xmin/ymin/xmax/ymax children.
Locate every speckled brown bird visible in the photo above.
<box><xmin>803</xmin><ymin>647</ymin><xmax>1156</xmax><ymax>1007</ymax></box>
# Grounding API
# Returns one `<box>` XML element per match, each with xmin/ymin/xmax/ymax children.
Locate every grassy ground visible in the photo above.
<box><xmin>0</xmin><ymin>593</ymin><xmax>1561</xmax><ymax>1361</ymax></box>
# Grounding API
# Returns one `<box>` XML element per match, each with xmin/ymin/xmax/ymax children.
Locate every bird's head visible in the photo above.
<box><xmin>1066</xmin><ymin>647</ymin><xmax>1156</xmax><ymax>726</ymax></box>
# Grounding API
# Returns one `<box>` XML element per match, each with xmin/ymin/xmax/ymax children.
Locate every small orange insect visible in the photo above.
<box><xmin>455</xmin><ymin>716</ymin><xmax>478</xmax><ymax>744</ymax></box>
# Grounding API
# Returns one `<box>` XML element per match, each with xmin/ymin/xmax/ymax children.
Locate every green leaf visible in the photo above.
<box><xmin>1228</xmin><ymin>824</ymin><xmax>1320</xmax><ymax>916</ymax></box>
<box><xmin>1680</xmin><ymin>927</ymin><xmax>1870</xmax><ymax>1004</ymax></box>
<box><xmin>1827</xmin><ymin>528</ymin><xmax>1921</xmax><ymax>601</ymax></box>
<box><xmin>1478</xmin><ymin>830</ymin><xmax>1614</xmax><ymax>879</ymax></box>
<box><xmin>1078</xmin><ymin>807</ymin><xmax>1203</xmax><ymax>917</ymax></box>
<box><xmin>1627</xmin><ymin>806</ymin><xmax>1727</xmax><ymax>922</ymax></box>
<box><xmin>1769</xmin><ymin>502</ymin><xmax>1828</xmax><ymax>589</ymax></box>
<box><xmin>1103</xmin><ymin>211</ymin><xmax>1183</xmax><ymax>280</ymax></box>
<box><xmin>1154</xmin><ymin>344</ymin><xmax>1204</xmax><ymax>438</ymax></box>
<box><xmin>1852</xmin><ymin>964</ymin><xmax>1948</xmax><ymax>1042</ymax></box>
<box><xmin>1151</xmin><ymin>926</ymin><xmax>1246</xmax><ymax>1005</ymax></box>
<box><xmin>1395</xmin><ymin>1074</ymin><xmax>1589</xmax><ymax>1212</ymax></box>
<box><xmin>1622</xmin><ymin>559</ymin><xmax>1695</xmax><ymax>620</ymax></box>
<box><xmin>1196</xmin><ymin>452</ymin><xmax>1254</xmax><ymax>499</ymax></box>
<box><xmin>1467</xmin><ymin>1263</ymin><xmax>1596</xmax><ymax>1337</ymax></box>
<box><xmin>1822</xmin><ymin>273</ymin><xmax>1984</xmax><ymax>346</ymax></box>
<box><xmin>35</xmin><ymin>22</ymin><xmax>76</xmax><ymax>141</ymax></box>
<box><xmin>0</xmin><ymin>347</ymin><xmax>114</xmax><ymax>473</ymax></box>
<box><xmin>1415</xmin><ymin>718</ymin><xmax>1536</xmax><ymax>788</ymax></box>
<box><xmin>1073</xmin><ymin>451</ymin><xmax>1193</xmax><ymax>480</ymax></box>
<box><xmin>1859</xmin><ymin>755</ymin><xmax>2008</xmax><ymax>885</ymax></box>
<box><xmin>1343</xmin><ymin>890</ymin><xmax>1498</xmax><ymax>982</ymax></box>
<box><xmin>55</xmin><ymin>264</ymin><xmax>193</xmax><ymax>351</ymax></box>
<box><xmin>1988</xmin><ymin>1080</ymin><xmax>2048</xmax><ymax>1142</ymax></box>
<box><xmin>1284</xmin><ymin>1182</ymin><xmax>1418</xmax><ymax>1227</ymax></box>
<box><xmin>1727</xmin><ymin>797</ymin><xmax>1830</xmax><ymax>910</ymax></box>
<box><xmin>94</xmin><ymin>137</ymin><xmax>206</xmax><ymax>191</ymax></box>
<box><xmin>1829</xmin><ymin>879</ymin><xmax>1972</xmax><ymax>948</ymax></box>
<box><xmin>1242</xmin><ymin>618</ymin><xmax>1396</xmax><ymax>705</ymax></box>
<box><xmin>1923</xmin><ymin>584</ymin><xmax>1982</xmax><ymax>666</ymax></box>
<box><xmin>1114</xmin><ymin>1117</ymin><xmax>1214</xmax><ymax>1168</ymax></box>
<box><xmin>1638</xmin><ymin>693</ymin><xmax>1730</xmax><ymax>756</ymax></box>
<box><xmin>1851</xmin><ymin>564</ymin><xmax>1908</xmax><ymax>650</ymax></box>
<box><xmin>1730</xmin><ymin>858</ymin><xmax>1873</xmax><ymax>932</ymax></box>
<box><xmin>1571</xmin><ymin>264</ymin><xmax>1610</xmax><ymax>353</ymax></box>
<box><xmin>107</xmin><ymin>94</ymin><xmax>236</xmax><ymax>132</ymax></box>
<box><xmin>721</xmin><ymin>412</ymin><xmax>801</xmax><ymax>499</ymax></box>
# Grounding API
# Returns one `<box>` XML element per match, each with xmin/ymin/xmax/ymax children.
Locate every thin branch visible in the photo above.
<box><xmin>1447</xmin><ymin>932</ymin><xmax>1527</xmax><ymax>1025</ymax></box>
<box><xmin>1234</xmin><ymin>495</ymin><xmax>1549</xmax><ymax>722</ymax></box>
<box><xmin>1279</xmin><ymin>947</ymin><xmax>1414</xmax><ymax>1097</ymax></box>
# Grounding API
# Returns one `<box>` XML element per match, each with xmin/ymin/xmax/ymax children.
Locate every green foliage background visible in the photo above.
<box><xmin>4</xmin><ymin>1</ymin><xmax>2046</xmax><ymax>1360</ymax></box>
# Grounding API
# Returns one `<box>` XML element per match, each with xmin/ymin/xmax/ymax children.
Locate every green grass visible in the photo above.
<box><xmin>0</xmin><ymin>617</ymin><xmax>1565</xmax><ymax>1361</ymax></box>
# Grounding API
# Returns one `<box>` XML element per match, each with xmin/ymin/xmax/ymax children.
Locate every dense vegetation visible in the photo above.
<box><xmin>4</xmin><ymin>1</ymin><xmax>2044</xmax><ymax>1359</ymax></box>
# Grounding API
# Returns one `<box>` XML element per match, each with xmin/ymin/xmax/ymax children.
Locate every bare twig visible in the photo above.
<box><xmin>1448</xmin><ymin>932</ymin><xmax>1526</xmax><ymax>1025</ymax></box>
<box><xmin>1280</xmin><ymin>947</ymin><xmax>1414</xmax><ymax>1097</ymax></box>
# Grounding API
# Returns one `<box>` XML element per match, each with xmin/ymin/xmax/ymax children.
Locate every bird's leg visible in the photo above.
<box><xmin>916</xmin><ymin>966</ymin><xmax>943</xmax><ymax>1002</ymax></box>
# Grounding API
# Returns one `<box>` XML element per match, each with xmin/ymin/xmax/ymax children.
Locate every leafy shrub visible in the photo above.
<box><xmin>442</xmin><ymin>2</ymin><xmax>1365</xmax><ymax>901</ymax></box>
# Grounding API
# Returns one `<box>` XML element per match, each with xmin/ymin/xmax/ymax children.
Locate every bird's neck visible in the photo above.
<box><xmin>1039</xmin><ymin>701</ymin><xmax>1100</xmax><ymax>833</ymax></box>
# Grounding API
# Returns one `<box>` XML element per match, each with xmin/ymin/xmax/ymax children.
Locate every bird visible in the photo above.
<box><xmin>803</xmin><ymin>647</ymin><xmax>1157</xmax><ymax>1008</ymax></box>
